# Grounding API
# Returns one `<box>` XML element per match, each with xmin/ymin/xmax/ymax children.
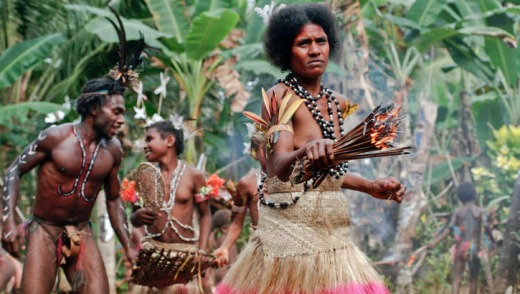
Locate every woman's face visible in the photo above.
<box><xmin>289</xmin><ymin>23</ymin><xmax>329</xmax><ymax>79</ymax></box>
<box><xmin>143</xmin><ymin>128</ymin><xmax>170</xmax><ymax>162</ymax></box>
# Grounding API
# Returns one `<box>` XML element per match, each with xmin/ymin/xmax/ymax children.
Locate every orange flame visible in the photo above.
<box><xmin>370</xmin><ymin>104</ymin><xmax>401</xmax><ymax>149</ymax></box>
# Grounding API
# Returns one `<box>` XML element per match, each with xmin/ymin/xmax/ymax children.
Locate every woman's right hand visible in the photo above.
<box><xmin>303</xmin><ymin>139</ymin><xmax>335</xmax><ymax>168</ymax></box>
<box><xmin>130</xmin><ymin>208</ymin><xmax>160</xmax><ymax>227</ymax></box>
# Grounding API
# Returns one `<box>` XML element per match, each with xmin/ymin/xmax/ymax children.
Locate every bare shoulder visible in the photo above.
<box><xmin>185</xmin><ymin>165</ymin><xmax>206</xmax><ymax>182</ymax></box>
<box><xmin>104</xmin><ymin>137</ymin><xmax>123</xmax><ymax>160</ymax></box>
<box><xmin>35</xmin><ymin>123</ymin><xmax>73</xmax><ymax>149</ymax></box>
<box><xmin>238</xmin><ymin>170</ymin><xmax>256</xmax><ymax>188</ymax></box>
<box><xmin>267</xmin><ymin>83</ymin><xmax>300</xmax><ymax>104</ymax></box>
<box><xmin>330</xmin><ymin>90</ymin><xmax>349</xmax><ymax>108</ymax></box>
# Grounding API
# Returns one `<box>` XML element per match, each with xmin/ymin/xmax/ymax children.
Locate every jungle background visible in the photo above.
<box><xmin>0</xmin><ymin>0</ymin><xmax>519</xmax><ymax>293</ymax></box>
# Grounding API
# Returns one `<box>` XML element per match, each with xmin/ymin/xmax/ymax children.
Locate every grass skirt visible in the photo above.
<box><xmin>217</xmin><ymin>176</ymin><xmax>388</xmax><ymax>294</ymax></box>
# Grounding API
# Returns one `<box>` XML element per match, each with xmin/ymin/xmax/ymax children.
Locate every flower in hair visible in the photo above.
<box><xmin>169</xmin><ymin>113</ymin><xmax>184</xmax><ymax>130</ymax></box>
<box><xmin>146</xmin><ymin>113</ymin><xmax>164</xmax><ymax>126</ymax></box>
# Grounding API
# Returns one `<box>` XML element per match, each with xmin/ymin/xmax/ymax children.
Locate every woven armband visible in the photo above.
<box><xmin>194</xmin><ymin>193</ymin><xmax>210</xmax><ymax>203</ymax></box>
<box><xmin>267</xmin><ymin>124</ymin><xmax>293</xmax><ymax>138</ymax></box>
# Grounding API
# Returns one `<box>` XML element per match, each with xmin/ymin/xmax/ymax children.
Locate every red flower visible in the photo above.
<box><xmin>206</xmin><ymin>174</ymin><xmax>225</xmax><ymax>198</ymax></box>
<box><xmin>120</xmin><ymin>179</ymin><xmax>137</xmax><ymax>203</ymax></box>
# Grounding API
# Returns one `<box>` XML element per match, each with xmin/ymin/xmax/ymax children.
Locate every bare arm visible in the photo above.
<box><xmin>342</xmin><ymin>173</ymin><xmax>404</xmax><ymax>203</ymax></box>
<box><xmin>263</xmin><ymin>88</ymin><xmax>334</xmax><ymax>181</ymax></box>
<box><xmin>105</xmin><ymin>142</ymin><xmax>137</xmax><ymax>265</ymax></box>
<box><xmin>218</xmin><ymin>178</ymin><xmax>250</xmax><ymax>252</ymax></box>
<box><xmin>194</xmin><ymin>172</ymin><xmax>211</xmax><ymax>252</ymax></box>
<box><xmin>2</xmin><ymin>128</ymin><xmax>55</xmax><ymax>256</ymax></box>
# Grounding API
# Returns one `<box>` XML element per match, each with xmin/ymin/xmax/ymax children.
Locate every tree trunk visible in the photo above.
<box><xmin>453</xmin><ymin>90</ymin><xmax>481</xmax><ymax>183</ymax></box>
<box><xmin>387</xmin><ymin>99</ymin><xmax>437</xmax><ymax>286</ymax></box>
<box><xmin>494</xmin><ymin>171</ymin><xmax>520</xmax><ymax>294</ymax></box>
<box><xmin>96</xmin><ymin>191</ymin><xmax>116</xmax><ymax>294</ymax></box>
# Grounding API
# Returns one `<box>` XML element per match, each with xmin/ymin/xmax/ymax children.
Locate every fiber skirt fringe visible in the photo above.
<box><xmin>216</xmin><ymin>176</ymin><xmax>389</xmax><ymax>294</ymax></box>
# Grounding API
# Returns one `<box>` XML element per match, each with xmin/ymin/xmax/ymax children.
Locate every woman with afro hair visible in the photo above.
<box><xmin>217</xmin><ymin>3</ymin><xmax>405</xmax><ymax>294</ymax></box>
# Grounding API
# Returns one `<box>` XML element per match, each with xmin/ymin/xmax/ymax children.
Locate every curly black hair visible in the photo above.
<box><xmin>263</xmin><ymin>3</ymin><xmax>340</xmax><ymax>71</ymax></box>
<box><xmin>457</xmin><ymin>182</ymin><xmax>476</xmax><ymax>203</ymax></box>
<box><xmin>146</xmin><ymin>120</ymin><xmax>185</xmax><ymax>155</ymax></box>
<box><xmin>75</xmin><ymin>76</ymin><xmax>126</xmax><ymax>120</ymax></box>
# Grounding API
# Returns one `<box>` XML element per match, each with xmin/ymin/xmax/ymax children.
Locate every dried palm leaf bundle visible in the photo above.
<box><xmin>291</xmin><ymin>103</ymin><xmax>412</xmax><ymax>187</ymax></box>
<box><xmin>243</xmin><ymin>88</ymin><xmax>303</xmax><ymax>152</ymax></box>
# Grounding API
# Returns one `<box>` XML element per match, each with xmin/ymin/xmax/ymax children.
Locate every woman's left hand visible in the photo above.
<box><xmin>369</xmin><ymin>178</ymin><xmax>405</xmax><ymax>203</ymax></box>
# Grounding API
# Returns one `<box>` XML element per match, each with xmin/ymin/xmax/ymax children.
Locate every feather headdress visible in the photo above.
<box><xmin>105</xmin><ymin>6</ymin><xmax>147</xmax><ymax>101</ymax></box>
<box><xmin>243</xmin><ymin>88</ymin><xmax>303</xmax><ymax>152</ymax></box>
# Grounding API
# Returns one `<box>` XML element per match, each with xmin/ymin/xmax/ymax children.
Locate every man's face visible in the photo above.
<box><xmin>289</xmin><ymin>23</ymin><xmax>330</xmax><ymax>79</ymax></box>
<box><xmin>93</xmin><ymin>94</ymin><xmax>126</xmax><ymax>139</ymax></box>
<box><xmin>143</xmin><ymin>128</ymin><xmax>170</xmax><ymax>162</ymax></box>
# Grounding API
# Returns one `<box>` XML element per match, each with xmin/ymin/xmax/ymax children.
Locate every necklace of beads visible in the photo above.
<box><xmin>57</xmin><ymin>124</ymin><xmax>101</xmax><ymax>202</ymax></box>
<box><xmin>257</xmin><ymin>173</ymin><xmax>321</xmax><ymax>209</ymax></box>
<box><xmin>279</xmin><ymin>73</ymin><xmax>349</xmax><ymax>179</ymax></box>
<box><xmin>145</xmin><ymin>160</ymin><xmax>199</xmax><ymax>242</ymax></box>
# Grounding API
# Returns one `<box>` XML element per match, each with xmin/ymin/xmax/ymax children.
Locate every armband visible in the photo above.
<box><xmin>195</xmin><ymin>193</ymin><xmax>210</xmax><ymax>203</ymax></box>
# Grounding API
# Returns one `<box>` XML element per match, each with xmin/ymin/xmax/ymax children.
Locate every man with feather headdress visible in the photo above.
<box><xmin>1</xmin><ymin>6</ymin><xmax>145</xmax><ymax>293</ymax></box>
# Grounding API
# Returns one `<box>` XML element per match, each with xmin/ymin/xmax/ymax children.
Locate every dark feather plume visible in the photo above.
<box><xmin>129</xmin><ymin>32</ymin><xmax>146</xmax><ymax>70</ymax></box>
<box><xmin>106</xmin><ymin>5</ymin><xmax>127</xmax><ymax>72</ymax></box>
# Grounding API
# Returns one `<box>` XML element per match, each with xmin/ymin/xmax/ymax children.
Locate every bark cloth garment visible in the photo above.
<box><xmin>26</xmin><ymin>217</ymin><xmax>90</xmax><ymax>291</ymax></box>
<box><xmin>217</xmin><ymin>175</ymin><xmax>389</xmax><ymax>294</ymax></box>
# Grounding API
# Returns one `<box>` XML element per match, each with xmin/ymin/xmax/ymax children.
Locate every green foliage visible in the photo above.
<box><xmin>185</xmin><ymin>9</ymin><xmax>239</xmax><ymax>60</ymax></box>
<box><xmin>0</xmin><ymin>101</ymin><xmax>68</xmax><ymax>126</ymax></box>
<box><xmin>0</xmin><ymin>33</ymin><xmax>65</xmax><ymax>89</ymax></box>
<box><xmin>426</xmin><ymin>156</ymin><xmax>475</xmax><ymax>184</ymax></box>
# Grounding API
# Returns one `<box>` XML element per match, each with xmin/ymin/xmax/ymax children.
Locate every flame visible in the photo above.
<box><xmin>370</xmin><ymin>104</ymin><xmax>401</xmax><ymax>149</ymax></box>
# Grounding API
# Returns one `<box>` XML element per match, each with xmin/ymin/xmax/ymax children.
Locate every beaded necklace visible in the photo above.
<box><xmin>145</xmin><ymin>160</ymin><xmax>199</xmax><ymax>242</ymax></box>
<box><xmin>257</xmin><ymin>74</ymin><xmax>350</xmax><ymax>209</ymax></box>
<box><xmin>279</xmin><ymin>73</ymin><xmax>349</xmax><ymax>178</ymax></box>
<box><xmin>57</xmin><ymin>124</ymin><xmax>101</xmax><ymax>202</ymax></box>
<box><xmin>257</xmin><ymin>173</ymin><xmax>312</xmax><ymax>209</ymax></box>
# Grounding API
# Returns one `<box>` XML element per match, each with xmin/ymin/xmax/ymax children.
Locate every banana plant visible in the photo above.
<box><xmin>390</xmin><ymin>0</ymin><xmax>519</xmax><ymax>124</ymax></box>
<box><xmin>141</xmin><ymin>0</ymin><xmax>240</xmax><ymax>163</ymax></box>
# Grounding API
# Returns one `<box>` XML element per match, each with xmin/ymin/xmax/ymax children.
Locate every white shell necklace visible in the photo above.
<box><xmin>145</xmin><ymin>160</ymin><xmax>199</xmax><ymax>242</ymax></box>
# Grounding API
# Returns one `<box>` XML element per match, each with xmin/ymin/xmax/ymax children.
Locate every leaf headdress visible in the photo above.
<box><xmin>243</xmin><ymin>88</ymin><xmax>303</xmax><ymax>152</ymax></box>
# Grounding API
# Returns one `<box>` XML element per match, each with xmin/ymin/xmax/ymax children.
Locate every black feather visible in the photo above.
<box><xmin>129</xmin><ymin>32</ymin><xmax>146</xmax><ymax>70</ymax></box>
<box><xmin>107</xmin><ymin>5</ymin><xmax>127</xmax><ymax>72</ymax></box>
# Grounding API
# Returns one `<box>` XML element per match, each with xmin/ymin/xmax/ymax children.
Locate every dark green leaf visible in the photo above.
<box><xmin>235</xmin><ymin>59</ymin><xmax>283</xmax><ymax>77</ymax></box>
<box><xmin>485</xmin><ymin>37</ymin><xmax>518</xmax><ymax>86</ymax></box>
<box><xmin>406</xmin><ymin>0</ymin><xmax>449</xmax><ymax>27</ymax></box>
<box><xmin>0</xmin><ymin>34</ymin><xmax>65</xmax><ymax>89</ymax></box>
<box><xmin>194</xmin><ymin>0</ymin><xmax>233</xmax><ymax>16</ymax></box>
<box><xmin>85</xmin><ymin>17</ymin><xmax>168</xmax><ymax>43</ymax></box>
<box><xmin>443</xmin><ymin>38</ymin><xmax>494</xmax><ymax>82</ymax></box>
<box><xmin>146</xmin><ymin>0</ymin><xmax>191</xmax><ymax>43</ymax></box>
<box><xmin>416</xmin><ymin>27</ymin><xmax>458</xmax><ymax>52</ymax></box>
<box><xmin>185</xmin><ymin>9</ymin><xmax>239</xmax><ymax>60</ymax></box>
<box><xmin>427</xmin><ymin>156</ymin><xmax>475</xmax><ymax>184</ymax></box>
